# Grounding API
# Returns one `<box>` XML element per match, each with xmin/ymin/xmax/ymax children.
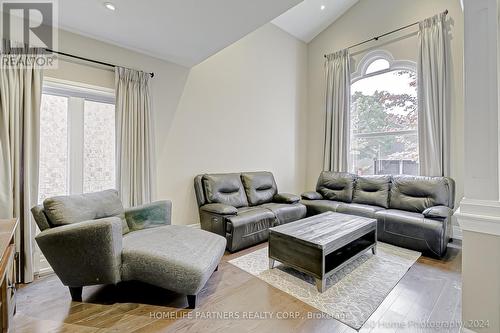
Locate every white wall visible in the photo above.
<box><xmin>45</xmin><ymin>29</ymin><xmax>190</xmax><ymax>169</ymax></box>
<box><xmin>305</xmin><ymin>0</ymin><xmax>464</xmax><ymax>207</ymax></box>
<box><xmin>157</xmin><ymin>24</ymin><xmax>308</xmax><ymax>225</ymax></box>
<box><xmin>47</xmin><ymin>24</ymin><xmax>308</xmax><ymax>226</ymax></box>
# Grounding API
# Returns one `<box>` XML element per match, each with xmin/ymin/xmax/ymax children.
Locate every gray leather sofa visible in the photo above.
<box><xmin>31</xmin><ymin>189</ymin><xmax>226</xmax><ymax>308</ymax></box>
<box><xmin>194</xmin><ymin>171</ymin><xmax>307</xmax><ymax>252</ymax></box>
<box><xmin>301</xmin><ymin>172</ymin><xmax>455</xmax><ymax>257</ymax></box>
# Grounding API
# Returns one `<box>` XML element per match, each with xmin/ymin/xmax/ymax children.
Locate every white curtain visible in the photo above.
<box><xmin>323</xmin><ymin>49</ymin><xmax>351</xmax><ymax>172</ymax></box>
<box><xmin>0</xmin><ymin>48</ymin><xmax>43</xmax><ymax>283</ymax></box>
<box><xmin>115</xmin><ymin>67</ymin><xmax>156</xmax><ymax>207</ymax></box>
<box><xmin>417</xmin><ymin>12</ymin><xmax>450</xmax><ymax>176</ymax></box>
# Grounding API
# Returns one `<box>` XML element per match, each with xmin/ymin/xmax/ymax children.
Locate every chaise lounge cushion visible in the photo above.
<box><xmin>241</xmin><ymin>172</ymin><xmax>278</xmax><ymax>206</ymax></box>
<box><xmin>43</xmin><ymin>189</ymin><xmax>129</xmax><ymax>234</ymax></box>
<box><xmin>316</xmin><ymin>172</ymin><xmax>355</xmax><ymax>203</ymax></box>
<box><xmin>121</xmin><ymin>225</ymin><xmax>226</xmax><ymax>295</ymax></box>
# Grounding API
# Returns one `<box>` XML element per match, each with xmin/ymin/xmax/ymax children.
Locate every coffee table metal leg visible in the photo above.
<box><xmin>269</xmin><ymin>258</ymin><xmax>275</xmax><ymax>269</ymax></box>
<box><xmin>372</xmin><ymin>244</ymin><xmax>377</xmax><ymax>255</ymax></box>
<box><xmin>315</xmin><ymin>278</ymin><xmax>325</xmax><ymax>293</ymax></box>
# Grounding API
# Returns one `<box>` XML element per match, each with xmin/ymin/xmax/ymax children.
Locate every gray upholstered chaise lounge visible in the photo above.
<box><xmin>31</xmin><ymin>189</ymin><xmax>226</xmax><ymax>308</ymax></box>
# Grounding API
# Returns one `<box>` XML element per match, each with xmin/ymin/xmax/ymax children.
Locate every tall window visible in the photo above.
<box><xmin>38</xmin><ymin>80</ymin><xmax>115</xmax><ymax>203</ymax></box>
<box><xmin>350</xmin><ymin>51</ymin><xmax>418</xmax><ymax>175</ymax></box>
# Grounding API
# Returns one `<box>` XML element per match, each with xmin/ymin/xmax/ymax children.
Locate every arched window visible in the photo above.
<box><xmin>350</xmin><ymin>50</ymin><xmax>418</xmax><ymax>175</ymax></box>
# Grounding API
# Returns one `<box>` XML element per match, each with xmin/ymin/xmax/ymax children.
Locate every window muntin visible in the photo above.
<box><xmin>350</xmin><ymin>52</ymin><xmax>418</xmax><ymax>176</ymax></box>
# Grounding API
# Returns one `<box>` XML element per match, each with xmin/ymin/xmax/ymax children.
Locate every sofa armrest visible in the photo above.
<box><xmin>423</xmin><ymin>206</ymin><xmax>453</xmax><ymax>219</ymax></box>
<box><xmin>301</xmin><ymin>191</ymin><xmax>323</xmax><ymax>200</ymax></box>
<box><xmin>273</xmin><ymin>193</ymin><xmax>300</xmax><ymax>204</ymax></box>
<box><xmin>35</xmin><ymin>217</ymin><xmax>123</xmax><ymax>287</ymax></box>
<box><xmin>200</xmin><ymin>203</ymin><xmax>237</xmax><ymax>215</ymax></box>
<box><xmin>125</xmin><ymin>200</ymin><xmax>172</xmax><ymax>230</ymax></box>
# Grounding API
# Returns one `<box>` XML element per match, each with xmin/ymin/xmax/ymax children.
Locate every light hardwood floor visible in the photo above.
<box><xmin>13</xmin><ymin>242</ymin><xmax>461</xmax><ymax>333</ymax></box>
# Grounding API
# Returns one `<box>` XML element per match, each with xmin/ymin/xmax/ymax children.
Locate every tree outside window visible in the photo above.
<box><xmin>350</xmin><ymin>51</ymin><xmax>418</xmax><ymax>175</ymax></box>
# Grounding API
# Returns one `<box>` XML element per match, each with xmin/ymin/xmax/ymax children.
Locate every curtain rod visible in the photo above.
<box><xmin>323</xmin><ymin>9</ymin><xmax>448</xmax><ymax>58</ymax></box>
<box><xmin>44</xmin><ymin>48</ymin><xmax>155</xmax><ymax>78</ymax></box>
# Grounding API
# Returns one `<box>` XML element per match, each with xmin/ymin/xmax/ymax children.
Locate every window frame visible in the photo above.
<box><xmin>349</xmin><ymin>50</ymin><xmax>418</xmax><ymax>175</ymax></box>
<box><xmin>41</xmin><ymin>78</ymin><xmax>115</xmax><ymax>196</ymax></box>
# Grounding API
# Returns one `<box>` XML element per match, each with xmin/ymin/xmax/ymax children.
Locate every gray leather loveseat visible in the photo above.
<box><xmin>31</xmin><ymin>189</ymin><xmax>226</xmax><ymax>308</ymax></box>
<box><xmin>301</xmin><ymin>172</ymin><xmax>455</xmax><ymax>257</ymax></box>
<box><xmin>194</xmin><ymin>172</ymin><xmax>306</xmax><ymax>252</ymax></box>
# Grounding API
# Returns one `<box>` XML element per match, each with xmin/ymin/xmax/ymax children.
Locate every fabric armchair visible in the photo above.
<box><xmin>35</xmin><ymin>216</ymin><xmax>123</xmax><ymax>289</ymax></box>
<box><xmin>125</xmin><ymin>200</ymin><xmax>172</xmax><ymax>231</ymax></box>
<box><xmin>31</xmin><ymin>190</ymin><xmax>226</xmax><ymax>308</ymax></box>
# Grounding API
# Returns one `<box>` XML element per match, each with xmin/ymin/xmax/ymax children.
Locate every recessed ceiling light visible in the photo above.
<box><xmin>320</xmin><ymin>5</ymin><xmax>326</xmax><ymax>10</ymax></box>
<box><xmin>104</xmin><ymin>2</ymin><xmax>116</xmax><ymax>11</ymax></box>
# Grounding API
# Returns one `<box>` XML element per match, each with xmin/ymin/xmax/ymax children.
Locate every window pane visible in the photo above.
<box><xmin>351</xmin><ymin>133</ymin><xmax>419</xmax><ymax>175</ymax></box>
<box><xmin>365</xmin><ymin>59</ymin><xmax>390</xmax><ymax>74</ymax></box>
<box><xmin>38</xmin><ymin>94</ymin><xmax>69</xmax><ymax>203</ymax></box>
<box><xmin>83</xmin><ymin>101</ymin><xmax>116</xmax><ymax>193</ymax></box>
<box><xmin>350</xmin><ymin>69</ymin><xmax>418</xmax><ymax>175</ymax></box>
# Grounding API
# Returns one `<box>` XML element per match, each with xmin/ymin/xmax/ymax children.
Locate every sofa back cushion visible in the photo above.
<box><xmin>202</xmin><ymin>173</ymin><xmax>248</xmax><ymax>208</ymax></box>
<box><xmin>43</xmin><ymin>189</ymin><xmax>129</xmax><ymax>234</ymax></box>
<box><xmin>241</xmin><ymin>171</ymin><xmax>278</xmax><ymax>206</ymax></box>
<box><xmin>389</xmin><ymin>175</ymin><xmax>454</xmax><ymax>213</ymax></box>
<box><xmin>316</xmin><ymin>172</ymin><xmax>355</xmax><ymax>203</ymax></box>
<box><xmin>353</xmin><ymin>175</ymin><xmax>391</xmax><ymax>208</ymax></box>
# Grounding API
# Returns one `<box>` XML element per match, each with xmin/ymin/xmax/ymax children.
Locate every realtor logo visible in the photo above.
<box><xmin>1</xmin><ymin>0</ymin><xmax>58</xmax><ymax>68</ymax></box>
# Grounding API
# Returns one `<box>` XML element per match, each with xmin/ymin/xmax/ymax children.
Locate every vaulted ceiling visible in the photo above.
<box><xmin>272</xmin><ymin>0</ymin><xmax>359</xmax><ymax>43</ymax></box>
<box><xmin>57</xmin><ymin>0</ymin><xmax>302</xmax><ymax>67</ymax></box>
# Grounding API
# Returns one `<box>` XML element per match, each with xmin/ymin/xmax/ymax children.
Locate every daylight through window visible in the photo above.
<box><xmin>350</xmin><ymin>53</ymin><xmax>418</xmax><ymax>175</ymax></box>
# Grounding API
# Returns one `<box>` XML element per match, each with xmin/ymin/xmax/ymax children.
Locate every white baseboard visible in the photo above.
<box><xmin>452</xmin><ymin>224</ymin><xmax>463</xmax><ymax>240</ymax></box>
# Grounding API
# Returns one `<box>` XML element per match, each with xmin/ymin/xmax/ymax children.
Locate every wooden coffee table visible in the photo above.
<box><xmin>268</xmin><ymin>211</ymin><xmax>377</xmax><ymax>292</ymax></box>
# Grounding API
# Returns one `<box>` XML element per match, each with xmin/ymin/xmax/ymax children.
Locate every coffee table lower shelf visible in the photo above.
<box><xmin>269</xmin><ymin>229</ymin><xmax>377</xmax><ymax>293</ymax></box>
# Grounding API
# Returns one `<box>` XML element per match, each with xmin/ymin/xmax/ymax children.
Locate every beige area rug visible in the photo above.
<box><xmin>229</xmin><ymin>242</ymin><xmax>420</xmax><ymax>330</ymax></box>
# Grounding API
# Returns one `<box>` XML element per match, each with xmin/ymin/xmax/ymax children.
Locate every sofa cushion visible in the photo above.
<box><xmin>226</xmin><ymin>207</ymin><xmax>276</xmax><ymax>252</ymax></box>
<box><xmin>375</xmin><ymin>209</ymin><xmax>446</xmax><ymax>256</ymax></box>
<box><xmin>260</xmin><ymin>203</ymin><xmax>306</xmax><ymax>225</ymax></box>
<box><xmin>121</xmin><ymin>225</ymin><xmax>226</xmax><ymax>295</ymax></box>
<box><xmin>336</xmin><ymin>203</ymin><xmax>385</xmax><ymax>219</ymax></box>
<box><xmin>390</xmin><ymin>175</ymin><xmax>453</xmax><ymax>213</ymax></box>
<box><xmin>43</xmin><ymin>189</ymin><xmax>129</xmax><ymax>234</ymax></box>
<box><xmin>316</xmin><ymin>171</ymin><xmax>355</xmax><ymax>203</ymax></box>
<box><xmin>202</xmin><ymin>173</ymin><xmax>248</xmax><ymax>208</ymax></box>
<box><xmin>241</xmin><ymin>172</ymin><xmax>278</xmax><ymax>206</ymax></box>
<box><xmin>301</xmin><ymin>199</ymin><xmax>343</xmax><ymax>215</ymax></box>
<box><xmin>353</xmin><ymin>175</ymin><xmax>391</xmax><ymax>208</ymax></box>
